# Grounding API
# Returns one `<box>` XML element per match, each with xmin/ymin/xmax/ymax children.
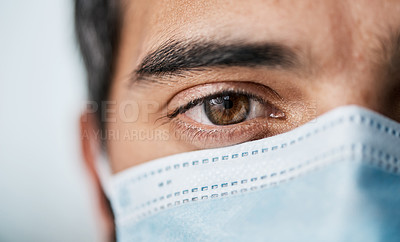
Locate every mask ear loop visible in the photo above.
<box><xmin>96</xmin><ymin>152</ymin><xmax>113</xmax><ymax>199</ymax></box>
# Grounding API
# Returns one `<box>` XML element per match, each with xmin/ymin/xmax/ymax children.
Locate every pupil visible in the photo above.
<box><xmin>223</xmin><ymin>96</ymin><xmax>233</xmax><ymax>109</ymax></box>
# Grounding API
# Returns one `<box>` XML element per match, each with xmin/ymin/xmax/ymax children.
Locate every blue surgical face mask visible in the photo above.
<box><xmin>98</xmin><ymin>105</ymin><xmax>400</xmax><ymax>242</ymax></box>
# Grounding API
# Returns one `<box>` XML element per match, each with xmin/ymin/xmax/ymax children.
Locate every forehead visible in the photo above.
<box><xmin>122</xmin><ymin>0</ymin><xmax>400</xmax><ymax>50</ymax></box>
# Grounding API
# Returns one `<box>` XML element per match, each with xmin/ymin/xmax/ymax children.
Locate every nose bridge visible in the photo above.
<box><xmin>327</xmin><ymin>1</ymin><xmax>355</xmax><ymax>70</ymax></box>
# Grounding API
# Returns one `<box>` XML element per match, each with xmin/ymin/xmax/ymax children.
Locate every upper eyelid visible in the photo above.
<box><xmin>166</xmin><ymin>81</ymin><xmax>283</xmax><ymax>107</ymax></box>
<box><xmin>166</xmin><ymin>98</ymin><xmax>205</xmax><ymax>119</ymax></box>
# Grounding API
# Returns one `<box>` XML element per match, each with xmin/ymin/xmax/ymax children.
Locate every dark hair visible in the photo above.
<box><xmin>75</xmin><ymin>0</ymin><xmax>120</xmax><ymax>124</ymax></box>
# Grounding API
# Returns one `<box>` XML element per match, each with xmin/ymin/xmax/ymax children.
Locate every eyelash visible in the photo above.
<box><xmin>166</xmin><ymin>90</ymin><xmax>268</xmax><ymax>120</ymax></box>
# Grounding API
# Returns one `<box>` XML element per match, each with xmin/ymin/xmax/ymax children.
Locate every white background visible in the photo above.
<box><xmin>0</xmin><ymin>1</ymin><xmax>100</xmax><ymax>241</ymax></box>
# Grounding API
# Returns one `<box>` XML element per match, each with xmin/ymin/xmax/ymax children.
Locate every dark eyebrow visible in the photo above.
<box><xmin>133</xmin><ymin>39</ymin><xmax>298</xmax><ymax>81</ymax></box>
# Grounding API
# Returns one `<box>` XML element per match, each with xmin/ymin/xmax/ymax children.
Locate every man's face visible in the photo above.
<box><xmin>105</xmin><ymin>0</ymin><xmax>400</xmax><ymax>172</ymax></box>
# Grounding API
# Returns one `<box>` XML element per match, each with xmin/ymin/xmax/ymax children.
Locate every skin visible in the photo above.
<box><xmin>80</xmin><ymin>0</ymin><xmax>400</xmax><ymax>240</ymax></box>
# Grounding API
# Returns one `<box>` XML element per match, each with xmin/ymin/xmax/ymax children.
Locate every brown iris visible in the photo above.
<box><xmin>204</xmin><ymin>93</ymin><xmax>250</xmax><ymax>125</ymax></box>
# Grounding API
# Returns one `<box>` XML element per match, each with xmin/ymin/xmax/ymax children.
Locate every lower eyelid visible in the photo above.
<box><xmin>169</xmin><ymin>115</ymin><xmax>273</xmax><ymax>149</ymax></box>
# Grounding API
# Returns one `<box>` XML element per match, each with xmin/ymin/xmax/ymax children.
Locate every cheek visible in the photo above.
<box><xmin>105</xmin><ymin>101</ymin><xmax>194</xmax><ymax>172</ymax></box>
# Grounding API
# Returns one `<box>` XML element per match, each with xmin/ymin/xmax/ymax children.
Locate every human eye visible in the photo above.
<box><xmin>163</xmin><ymin>82</ymin><xmax>287</xmax><ymax>148</ymax></box>
<box><xmin>173</xmin><ymin>91</ymin><xmax>284</xmax><ymax>125</ymax></box>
